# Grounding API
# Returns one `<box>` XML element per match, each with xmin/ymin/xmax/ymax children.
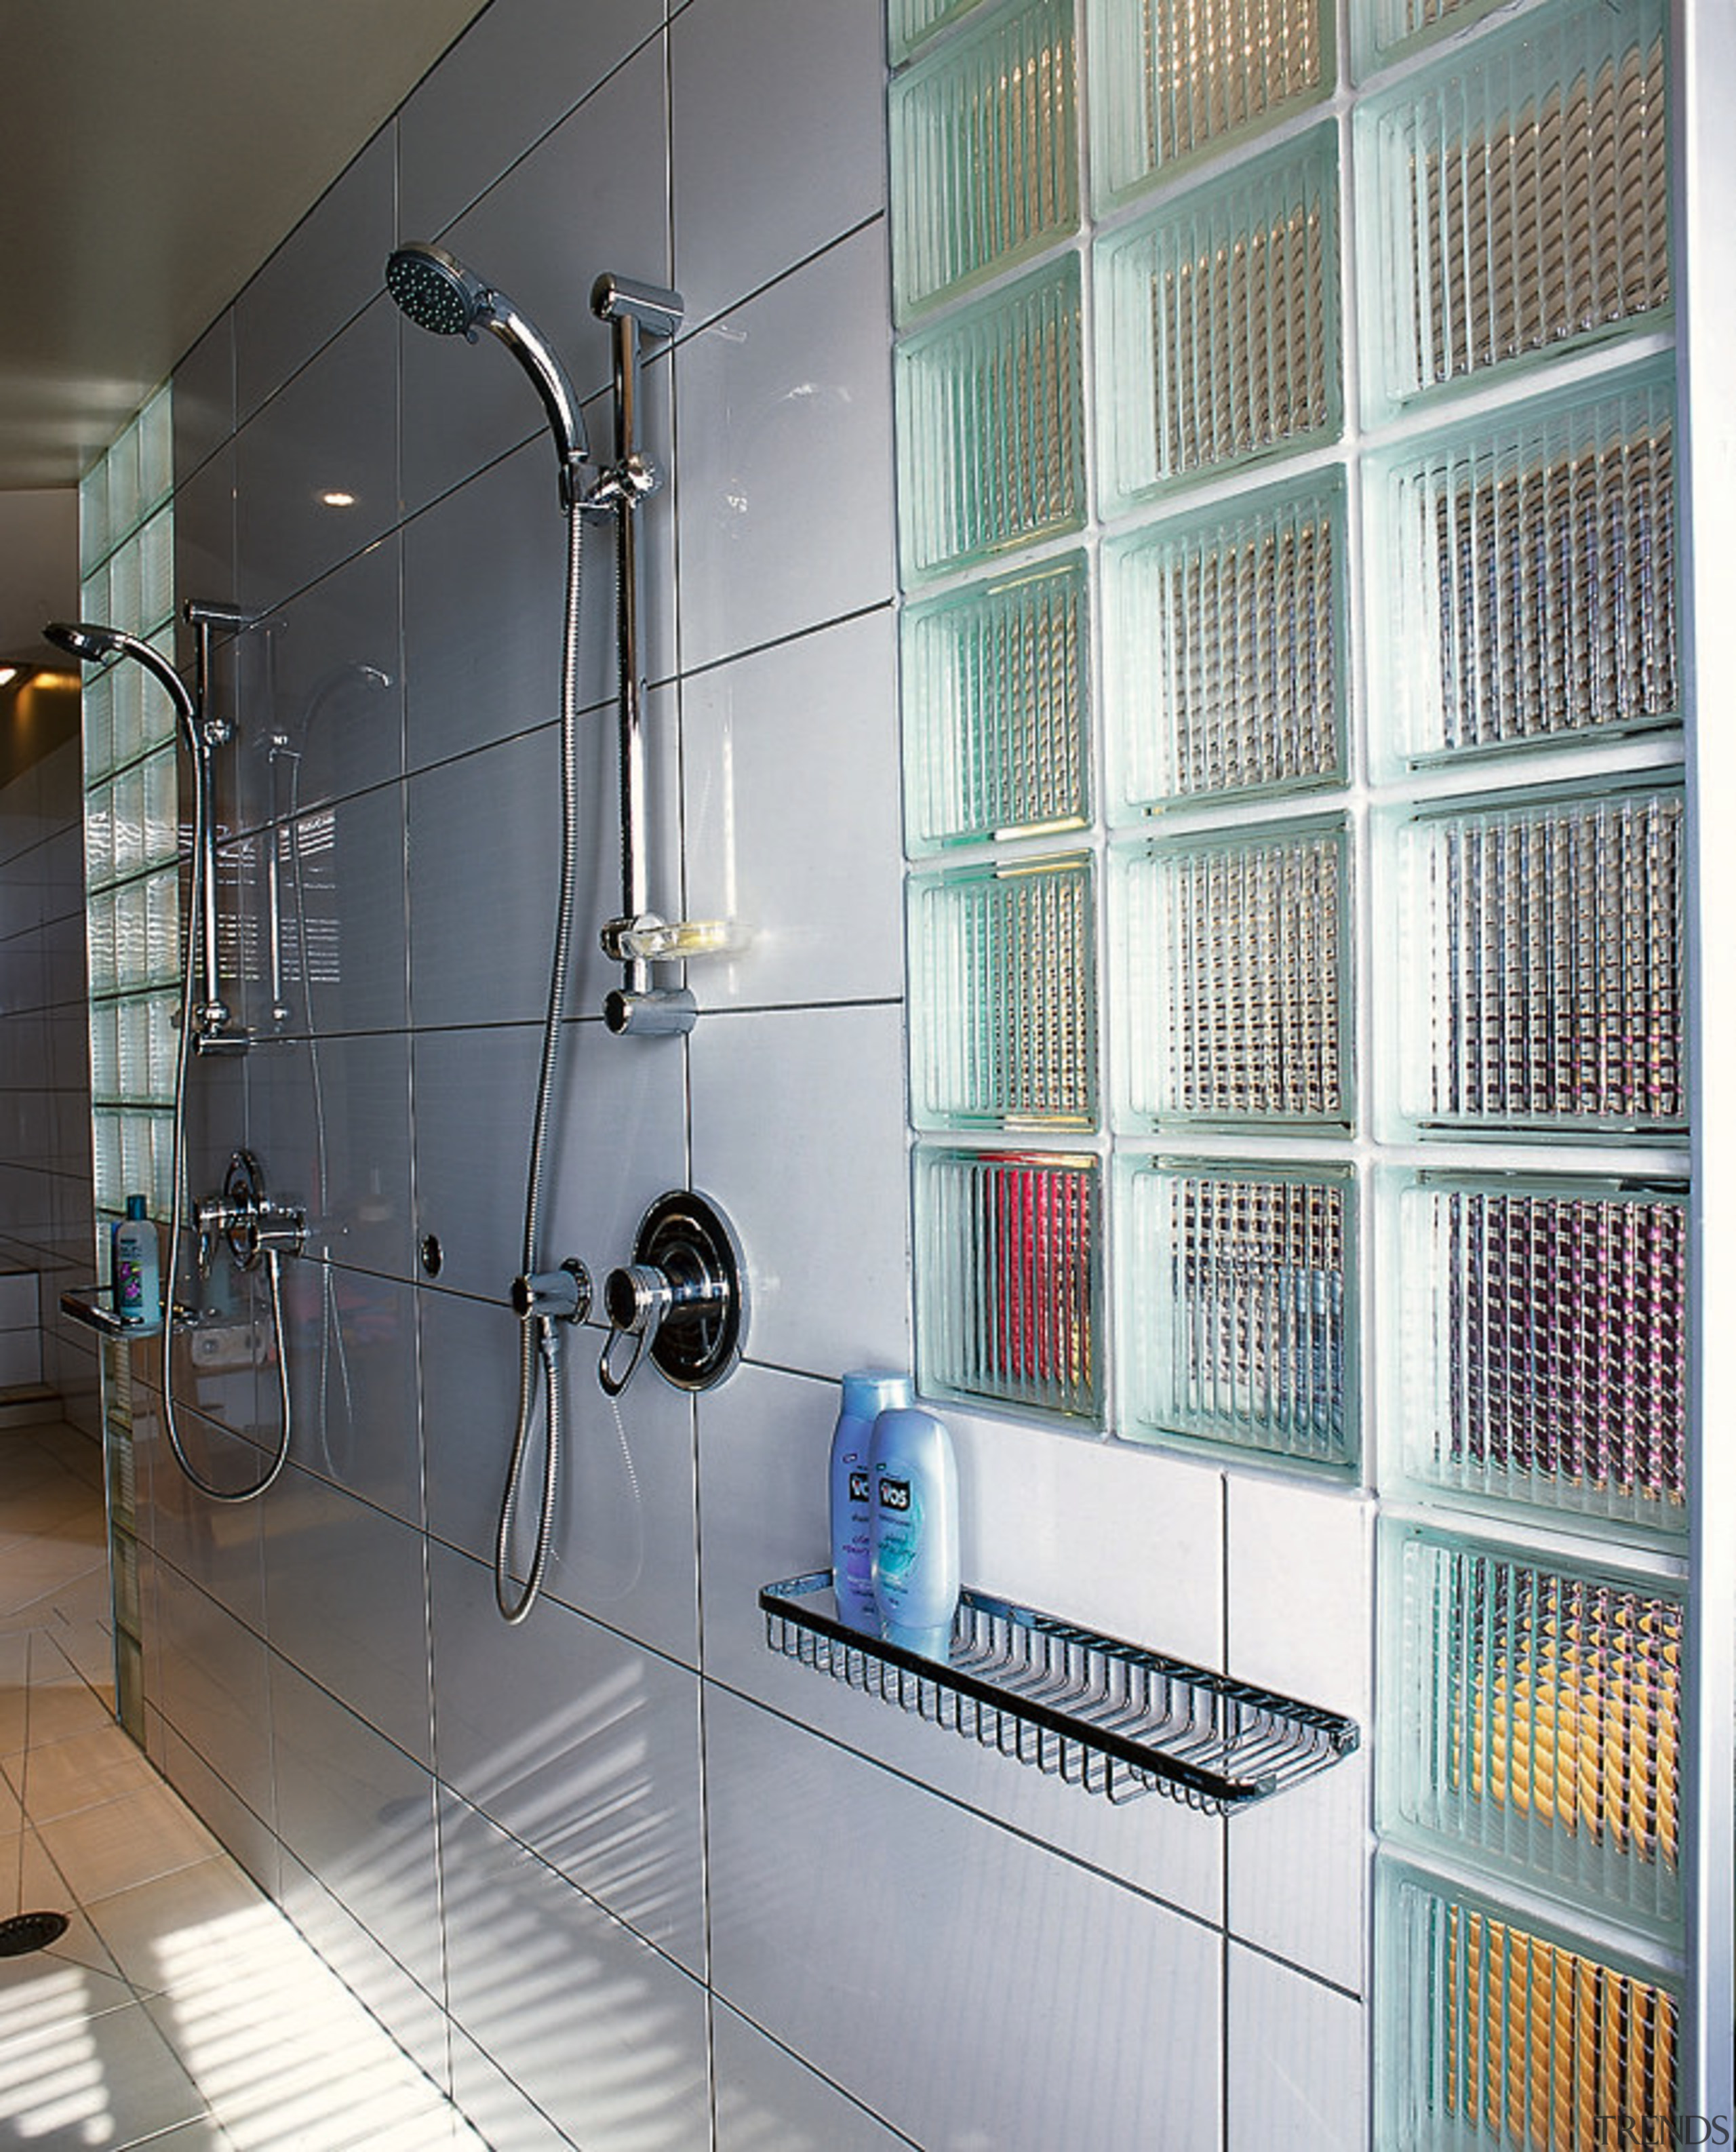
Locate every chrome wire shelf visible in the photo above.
<box><xmin>760</xmin><ymin>1570</ymin><xmax>1360</xmax><ymax>1812</ymax></box>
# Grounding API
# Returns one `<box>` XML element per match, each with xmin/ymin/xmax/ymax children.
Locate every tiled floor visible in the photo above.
<box><xmin>1</xmin><ymin>1418</ymin><xmax>484</xmax><ymax>2150</ymax></box>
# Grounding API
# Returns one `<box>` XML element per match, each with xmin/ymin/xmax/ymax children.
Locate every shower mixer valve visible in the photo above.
<box><xmin>195</xmin><ymin>1150</ymin><xmax>307</xmax><ymax>1273</ymax></box>
<box><xmin>598</xmin><ymin>1191</ymin><xmax>747</xmax><ymax>1397</ymax></box>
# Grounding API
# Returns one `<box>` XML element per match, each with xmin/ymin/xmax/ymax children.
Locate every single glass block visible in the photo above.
<box><xmin>120</xmin><ymin>1111</ymin><xmax>155</xmax><ymax>1210</ymax></box>
<box><xmin>117</xmin><ymin>997</ymin><xmax>151</xmax><ymax>1102</ymax></box>
<box><xmin>113</xmin><ymin>880</ymin><xmax>149</xmax><ymax>988</ymax></box>
<box><xmin>88</xmin><ymin>1002</ymin><xmax>120</xmax><ymax>1104</ymax></box>
<box><xmin>1104</xmin><ymin>470</ymin><xmax>1346</xmax><ymax>812</ymax></box>
<box><xmin>1357</xmin><ymin>0</ymin><xmax>1670</xmax><ymax>417</ymax></box>
<box><xmin>1371</xmin><ymin>360</ymin><xmax>1676</xmax><ymax>765</ymax></box>
<box><xmin>81</xmin><ymin>666</ymin><xmax>115</xmax><ymax>782</ymax></box>
<box><xmin>81</xmin><ymin>562</ymin><xmax>109</xmax><ymax>629</ymax></box>
<box><xmin>92</xmin><ymin>1110</ymin><xmax>124</xmax><ymax>1216</ymax></box>
<box><xmin>1120</xmin><ymin>1157</ymin><xmax>1354</xmax><ymax>1471</ymax></box>
<box><xmin>1394</xmin><ymin>781</ymin><xmax>1685</xmax><ymax>1135</ymax></box>
<box><xmin>144</xmin><ymin>866</ymin><xmax>182</xmax><ymax>985</ymax></box>
<box><xmin>86</xmin><ymin>889</ymin><xmax>117</xmax><ymax>997</ymax></box>
<box><xmin>148</xmin><ymin>1111</ymin><xmax>176</xmax><ymax>1218</ymax></box>
<box><xmin>896</xmin><ymin>254</ymin><xmax>1086</xmax><ymax>582</ymax></box>
<box><xmin>141</xmin><ymin>746</ymin><xmax>180</xmax><ymax>870</ymax></box>
<box><xmin>138</xmin><ymin>505</ymin><xmax>175</xmax><ymax>636</ymax></box>
<box><xmin>902</xmin><ymin>553</ymin><xmax>1090</xmax><ymax>850</ymax></box>
<box><xmin>1115</xmin><ymin>819</ymin><xmax>1350</xmax><ymax>1128</ymax></box>
<box><xmin>890</xmin><ymin>0</ymin><xmax>990</xmax><ymax>66</ymax></box>
<box><xmin>1376</xmin><ymin>1857</ymin><xmax>1680</xmax><ymax>2151</ymax></box>
<box><xmin>138</xmin><ymin>384</ymin><xmax>174</xmax><ymax>517</ymax></box>
<box><xmin>110</xmin><ymin>658</ymin><xmax>147</xmax><ymax>768</ymax></box>
<box><xmin>79</xmin><ymin>456</ymin><xmax>111</xmax><ymax>575</ymax></box>
<box><xmin>915</xmin><ymin>1144</ymin><xmax>1102</xmax><ymax>1420</ymax></box>
<box><xmin>1096</xmin><ymin>124</ymin><xmax>1340</xmax><ymax>513</ymax></box>
<box><xmin>83</xmin><ymin>781</ymin><xmax>116</xmax><ymax>892</ymax></box>
<box><xmin>1382</xmin><ymin>1523</ymin><xmax>1684</xmax><ymax>1930</ymax></box>
<box><xmin>108</xmin><ymin>535</ymin><xmax>142</xmax><ymax>639</ymax></box>
<box><xmin>1090</xmin><ymin>0</ymin><xmax>1331</xmax><ymax>207</ymax></box>
<box><xmin>890</xmin><ymin>0</ymin><xmax>1079</xmax><ymax>321</ymax></box>
<box><xmin>908</xmin><ymin>852</ymin><xmax>1097</xmax><ymax>1130</ymax></box>
<box><xmin>1394</xmin><ymin>1173</ymin><xmax>1688</xmax><ymax>1536</ymax></box>
<box><xmin>146</xmin><ymin>993</ymin><xmax>178</xmax><ymax>1102</ymax></box>
<box><xmin>111</xmin><ymin>762</ymin><xmax>145</xmax><ymax>881</ymax></box>
<box><xmin>105</xmin><ymin>424</ymin><xmax>141</xmax><ymax>544</ymax></box>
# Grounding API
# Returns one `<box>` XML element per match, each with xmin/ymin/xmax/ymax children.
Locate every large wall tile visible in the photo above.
<box><xmin>247</xmin><ymin>1030</ymin><xmax>415</xmax><ymax>1276</ymax></box>
<box><xmin>428</xmin><ymin>1540</ymin><xmax>705</xmax><ymax>1974</ymax></box>
<box><xmin>1228</xmin><ymin>1945</ymin><xmax>1368</xmax><ymax>2151</ymax></box>
<box><xmin>441</xmin><ymin>1791</ymin><xmax>711</xmax><ymax>2152</ymax></box>
<box><xmin>707</xmin><ymin>1688</ymin><xmax>1223</xmax><ymax>2152</ymax></box>
<box><xmin>689</xmin><ymin>1003</ymin><xmax>909</xmax><ymax>1378</ymax></box>
<box><xmin>674</xmin><ymin>226</ymin><xmax>896</xmax><ymax>671</ymax></box>
<box><xmin>236</xmin><ymin>130</ymin><xmax>399</xmax><ymax>424</ymax></box>
<box><xmin>681</xmin><ymin>610</ymin><xmax>903</xmax><ymax>1012</ymax></box>
<box><xmin>671</xmin><ymin>0</ymin><xmax>887</xmax><ymax>328</ymax></box>
<box><xmin>409</xmin><ymin>1022</ymin><xmax>542</xmax><ymax>1303</ymax></box>
<box><xmin>235</xmin><ymin>300</ymin><xmax>399</xmax><ymax>615</ymax></box>
<box><xmin>713</xmin><ymin>2000</ymin><xmax>916</xmax><ymax>2152</ymax></box>
<box><xmin>153</xmin><ymin>1562</ymin><xmax>275</xmax><ymax>1835</ymax></box>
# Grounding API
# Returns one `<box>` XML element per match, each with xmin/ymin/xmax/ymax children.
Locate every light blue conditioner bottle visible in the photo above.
<box><xmin>829</xmin><ymin>1370</ymin><xmax>911</xmax><ymax>1629</ymax></box>
<box><xmin>869</xmin><ymin>1405</ymin><xmax>960</xmax><ymax>1662</ymax></box>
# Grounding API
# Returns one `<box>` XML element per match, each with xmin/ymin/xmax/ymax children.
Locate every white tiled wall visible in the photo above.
<box><xmin>132</xmin><ymin>2</ymin><xmax>1375</xmax><ymax>2143</ymax></box>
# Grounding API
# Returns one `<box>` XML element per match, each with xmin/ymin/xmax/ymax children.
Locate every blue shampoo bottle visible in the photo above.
<box><xmin>869</xmin><ymin>1406</ymin><xmax>960</xmax><ymax>1662</ymax></box>
<box><xmin>829</xmin><ymin>1370</ymin><xmax>911</xmax><ymax>1628</ymax></box>
<box><xmin>113</xmin><ymin>1195</ymin><xmax>161</xmax><ymax>1327</ymax></box>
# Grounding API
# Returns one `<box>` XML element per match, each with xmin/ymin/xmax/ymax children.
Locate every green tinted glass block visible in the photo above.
<box><xmin>891</xmin><ymin>0</ymin><xmax>1079</xmax><ymax>321</ymax></box>
<box><xmin>1356</xmin><ymin>0</ymin><xmax>1670</xmax><ymax>418</ymax></box>
<box><xmin>1120</xmin><ymin>1157</ymin><xmax>1355</xmax><ymax>1472</ymax></box>
<box><xmin>896</xmin><ymin>254</ymin><xmax>1086</xmax><ymax>582</ymax></box>
<box><xmin>141</xmin><ymin>746</ymin><xmax>179</xmax><ymax>871</ymax></box>
<box><xmin>890</xmin><ymin>0</ymin><xmax>991</xmax><ymax>67</ymax></box>
<box><xmin>1393</xmin><ymin>781</ymin><xmax>1685</xmax><ymax>1136</ymax></box>
<box><xmin>79</xmin><ymin>456</ymin><xmax>111</xmax><ymax>575</ymax></box>
<box><xmin>1375</xmin><ymin>1856</ymin><xmax>1680</xmax><ymax>2151</ymax></box>
<box><xmin>138</xmin><ymin>505</ymin><xmax>175</xmax><ymax>637</ymax></box>
<box><xmin>111</xmin><ymin>763</ymin><xmax>144</xmax><ymax>881</ymax></box>
<box><xmin>1114</xmin><ymin>819</ymin><xmax>1350</xmax><ymax>1128</ymax></box>
<box><xmin>1090</xmin><ymin>0</ymin><xmax>1331</xmax><ymax>207</ymax></box>
<box><xmin>1369</xmin><ymin>360</ymin><xmax>1677</xmax><ymax>767</ymax></box>
<box><xmin>105</xmin><ymin>424</ymin><xmax>142</xmax><ymax>549</ymax></box>
<box><xmin>138</xmin><ymin>384</ymin><xmax>173</xmax><ymax>519</ymax></box>
<box><xmin>92</xmin><ymin>1111</ymin><xmax>123</xmax><ymax>1218</ymax></box>
<box><xmin>915</xmin><ymin>1144</ymin><xmax>1103</xmax><ymax>1420</ymax></box>
<box><xmin>1096</xmin><ymin>124</ymin><xmax>1340</xmax><ymax>513</ymax></box>
<box><xmin>1103</xmin><ymin>471</ymin><xmax>1345</xmax><ymax>813</ymax></box>
<box><xmin>909</xmin><ymin>852</ymin><xmax>1097</xmax><ymax>1130</ymax></box>
<box><xmin>1392</xmin><ymin>1172</ymin><xmax>1689</xmax><ymax>1538</ymax></box>
<box><xmin>88</xmin><ymin>1003</ymin><xmax>119</xmax><ymax>1105</ymax></box>
<box><xmin>81</xmin><ymin>667</ymin><xmax>116</xmax><ymax>782</ymax></box>
<box><xmin>143</xmin><ymin>866</ymin><xmax>181</xmax><ymax>988</ymax></box>
<box><xmin>1381</xmin><ymin>1523</ymin><xmax>1684</xmax><ymax>1932</ymax></box>
<box><xmin>902</xmin><ymin>553</ymin><xmax>1090</xmax><ymax>850</ymax></box>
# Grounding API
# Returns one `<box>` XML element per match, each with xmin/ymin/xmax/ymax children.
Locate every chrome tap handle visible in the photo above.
<box><xmin>511</xmin><ymin>1258</ymin><xmax>591</xmax><ymax>1326</ymax></box>
<box><xmin>597</xmin><ymin>1261</ymin><xmax>673</xmax><ymax>1397</ymax></box>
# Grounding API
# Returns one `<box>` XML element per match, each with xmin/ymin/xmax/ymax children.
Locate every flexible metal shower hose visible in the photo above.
<box><xmin>495</xmin><ymin>491</ymin><xmax>587</xmax><ymax>1622</ymax></box>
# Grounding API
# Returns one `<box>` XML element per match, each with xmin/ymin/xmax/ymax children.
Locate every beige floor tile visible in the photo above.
<box><xmin>22</xmin><ymin>1719</ymin><xmax>157</xmax><ymax>1823</ymax></box>
<box><xmin>85</xmin><ymin>1858</ymin><xmax>275</xmax><ymax>2000</ymax></box>
<box><xmin>36</xmin><ymin>1782</ymin><xmax>220</xmax><ymax>1907</ymax></box>
<box><xmin>0</xmin><ymin>1992</ymin><xmax>212</xmax><ymax>2147</ymax></box>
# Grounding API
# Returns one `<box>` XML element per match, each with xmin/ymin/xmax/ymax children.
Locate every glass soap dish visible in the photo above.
<box><xmin>1113</xmin><ymin>818</ymin><xmax>1351</xmax><ymax>1129</ymax></box>
<box><xmin>1368</xmin><ymin>358</ymin><xmax>1677</xmax><ymax>767</ymax></box>
<box><xmin>1391</xmin><ymin>1171</ymin><xmax>1689</xmax><ymax>1537</ymax></box>
<box><xmin>1381</xmin><ymin>1523</ymin><xmax>1684</xmax><ymax>1933</ymax></box>
<box><xmin>890</xmin><ymin>0</ymin><xmax>1079</xmax><ymax>321</ymax></box>
<box><xmin>1375</xmin><ymin>1854</ymin><xmax>1680</xmax><ymax>2151</ymax></box>
<box><xmin>907</xmin><ymin>851</ymin><xmax>1097</xmax><ymax>1131</ymax></box>
<box><xmin>761</xmin><ymin>1570</ymin><xmax>1360</xmax><ymax>1811</ymax></box>
<box><xmin>896</xmin><ymin>254</ymin><xmax>1086</xmax><ymax>582</ymax></box>
<box><xmin>1119</xmin><ymin>1157</ymin><xmax>1355</xmax><ymax>1473</ymax></box>
<box><xmin>1095</xmin><ymin>123</ymin><xmax>1340</xmax><ymax>513</ymax></box>
<box><xmin>914</xmin><ymin>1144</ymin><xmax>1103</xmax><ymax>1422</ymax></box>
<box><xmin>901</xmin><ymin>552</ymin><xmax>1090</xmax><ymax>852</ymax></box>
<box><xmin>1089</xmin><ymin>0</ymin><xmax>1331</xmax><ymax>208</ymax></box>
<box><xmin>1103</xmin><ymin>469</ymin><xmax>1346</xmax><ymax>811</ymax></box>
<box><xmin>1356</xmin><ymin>0</ymin><xmax>1670</xmax><ymax>418</ymax></box>
<box><xmin>1390</xmin><ymin>779</ymin><xmax>1686</xmax><ymax>1137</ymax></box>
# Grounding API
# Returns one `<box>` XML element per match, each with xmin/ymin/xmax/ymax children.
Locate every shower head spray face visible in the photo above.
<box><xmin>387</xmin><ymin>240</ymin><xmax>590</xmax><ymax>494</ymax></box>
<box><xmin>386</xmin><ymin>243</ymin><xmax>492</xmax><ymax>340</ymax></box>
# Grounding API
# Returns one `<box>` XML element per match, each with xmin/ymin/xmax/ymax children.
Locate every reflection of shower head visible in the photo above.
<box><xmin>43</xmin><ymin>619</ymin><xmax>198</xmax><ymax>732</ymax></box>
<box><xmin>387</xmin><ymin>241</ymin><xmax>589</xmax><ymax>489</ymax></box>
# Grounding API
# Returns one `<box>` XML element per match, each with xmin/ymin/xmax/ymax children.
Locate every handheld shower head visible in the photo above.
<box><xmin>43</xmin><ymin>620</ymin><xmax>197</xmax><ymax>729</ymax></box>
<box><xmin>387</xmin><ymin>241</ymin><xmax>589</xmax><ymax>496</ymax></box>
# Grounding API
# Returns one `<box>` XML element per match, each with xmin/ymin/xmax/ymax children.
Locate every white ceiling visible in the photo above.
<box><xmin>0</xmin><ymin>0</ymin><xmax>494</xmax><ymax>668</ymax></box>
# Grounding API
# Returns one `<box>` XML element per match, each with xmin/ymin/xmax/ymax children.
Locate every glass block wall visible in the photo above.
<box><xmin>79</xmin><ymin>385</ymin><xmax>178</xmax><ymax>1267</ymax></box>
<box><xmin>888</xmin><ymin>0</ymin><xmax>1691</xmax><ymax>2133</ymax></box>
<box><xmin>76</xmin><ymin>381</ymin><xmax>175</xmax><ymax>1742</ymax></box>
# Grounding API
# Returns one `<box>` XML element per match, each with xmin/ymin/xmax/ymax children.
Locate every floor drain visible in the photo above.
<box><xmin>0</xmin><ymin>1911</ymin><xmax>71</xmax><ymax>1957</ymax></box>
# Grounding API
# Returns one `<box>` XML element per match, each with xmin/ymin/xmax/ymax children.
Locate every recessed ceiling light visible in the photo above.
<box><xmin>319</xmin><ymin>490</ymin><xmax>357</xmax><ymax>508</ymax></box>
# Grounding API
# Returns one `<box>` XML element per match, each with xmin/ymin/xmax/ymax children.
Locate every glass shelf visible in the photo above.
<box><xmin>61</xmin><ymin>1286</ymin><xmax>164</xmax><ymax>1342</ymax></box>
<box><xmin>760</xmin><ymin>1570</ymin><xmax>1360</xmax><ymax>1812</ymax></box>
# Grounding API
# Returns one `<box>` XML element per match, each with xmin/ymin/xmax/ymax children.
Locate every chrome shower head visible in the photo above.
<box><xmin>43</xmin><ymin>620</ymin><xmax>197</xmax><ymax>729</ymax></box>
<box><xmin>387</xmin><ymin>241</ymin><xmax>590</xmax><ymax>495</ymax></box>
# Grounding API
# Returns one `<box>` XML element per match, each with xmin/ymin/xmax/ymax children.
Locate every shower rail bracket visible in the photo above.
<box><xmin>760</xmin><ymin>1570</ymin><xmax>1360</xmax><ymax>1812</ymax></box>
